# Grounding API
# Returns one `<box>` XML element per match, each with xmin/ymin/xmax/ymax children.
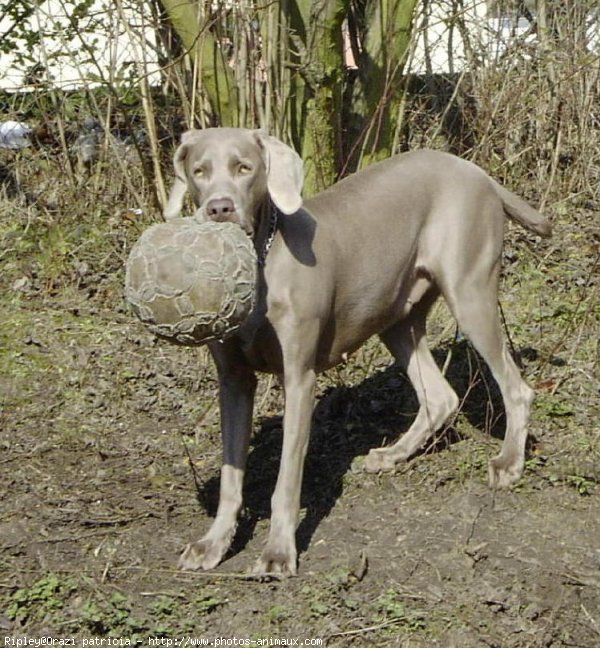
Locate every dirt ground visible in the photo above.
<box><xmin>1</xmin><ymin>196</ymin><xmax>599</xmax><ymax>645</ymax></box>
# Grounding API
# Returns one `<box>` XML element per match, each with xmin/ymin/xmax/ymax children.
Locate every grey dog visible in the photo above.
<box><xmin>164</xmin><ymin>128</ymin><xmax>551</xmax><ymax>575</ymax></box>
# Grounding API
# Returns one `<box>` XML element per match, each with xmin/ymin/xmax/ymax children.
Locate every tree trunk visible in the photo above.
<box><xmin>355</xmin><ymin>0</ymin><xmax>419</xmax><ymax>167</ymax></box>
<box><xmin>159</xmin><ymin>0</ymin><xmax>237</xmax><ymax>126</ymax></box>
<box><xmin>299</xmin><ymin>0</ymin><xmax>348</xmax><ymax>194</ymax></box>
<box><xmin>159</xmin><ymin>0</ymin><xmax>418</xmax><ymax>186</ymax></box>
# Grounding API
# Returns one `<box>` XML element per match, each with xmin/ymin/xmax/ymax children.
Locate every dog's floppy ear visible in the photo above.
<box><xmin>254</xmin><ymin>131</ymin><xmax>303</xmax><ymax>215</ymax></box>
<box><xmin>163</xmin><ymin>130</ymin><xmax>201</xmax><ymax>220</ymax></box>
<box><xmin>163</xmin><ymin>177</ymin><xmax>187</xmax><ymax>220</ymax></box>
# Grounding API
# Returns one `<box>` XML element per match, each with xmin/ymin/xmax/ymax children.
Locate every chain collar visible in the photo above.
<box><xmin>258</xmin><ymin>203</ymin><xmax>279</xmax><ymax>267</ymax></box>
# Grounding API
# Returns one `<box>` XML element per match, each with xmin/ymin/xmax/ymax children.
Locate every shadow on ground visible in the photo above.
<box><xmin>191</xmin><ymin>338</ymin><xmax>530</xmax><ymax>563</ymax></box>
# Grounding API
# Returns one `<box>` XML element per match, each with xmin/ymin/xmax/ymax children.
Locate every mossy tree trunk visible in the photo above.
<box><xmin>159</xmin><ymin>0</ymin><xmax>418</xmax><ymax>186</ymax></box>
<box><xmin>296</xmin><ymin>0</ymin><xmax>349</xmax><ymax>195</ymax></box>
<box><xmin>354</xmin><ymin>0</ymin><xmax>419</xmax><ymax>167</ymax></box>
<box><xmin>260</xmin><ymin>0</ymin><xmax>348</xmax><ymax>196</ymax></box>
<box><xmin>159</xmin><ymin>0</ymin><xmax>237</xmax><ymax>126</ymax></box>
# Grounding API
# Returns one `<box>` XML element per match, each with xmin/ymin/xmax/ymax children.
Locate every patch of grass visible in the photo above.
<box><xmin>564</xmin><ymin>474</ymin><xmax>595</xmax><ymax>496</ymax></box>
<box><xmin>2</xmin><ymin>572</ymin><xmax>231</xmax><ymax>637</ymax></box>
<box><xmin>535</xmin><ymin>393</ymin><xmax>575</xmax><ymax>419</ymax></box>
<box><xmin>546</xmin><ymin>468</ymin><xmax>598</xmax><ymax>496</ymax></box>
<box><xmin>147</xmin><ymin>595</ymin><xmax>184</xmax><ymax>634</ymax></box>
<box><xmin>300</xmin><ymin>584</ymin><xmax>333</xmax><ymax>619</ymax></box>
<box><xmin>77</xmin><ymin>591</ymin><xmax>149</xmax><ymax>638</ymax></box>
<box><xmin>5</xmin><ymin>574</ymin><xmax>76</xmax><ymax>627</ymax></box>
<box><xmin>452</xmin><ymin>438</ymin><xmax>489</xmax><ymax>484</ymax></box>
<box><xmin>193</xmin><ymin>590</ymin><xmax>227</xmax><ymax>614</ymax></box>
<box><xmin>267</xmin><ymin>604</ymin><xmax>289</xmax><ymax>624</ymax></box>
<box><xmin>150</xmin><ymin>594</ymin><xmax>179</xmax><ymax>615</ymax></box>
<box><xmin>372</xmin><ymin>589</ymin><xmax>427</xmax><ymax>632</ymax></box>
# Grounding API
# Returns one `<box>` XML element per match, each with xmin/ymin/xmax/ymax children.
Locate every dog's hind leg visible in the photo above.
<box><xmin>365</xmin><ymin>293</ymin><xmax>459</xmax><ymax>473</ymax></box>
<box><xmin>437</xmin><ymin>249</ymin><xmax>534</xmax><ymax>488</ymax></box>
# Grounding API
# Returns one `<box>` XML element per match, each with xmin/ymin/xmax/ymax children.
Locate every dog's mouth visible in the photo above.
<box><xmin>194</xmin><ymin>205</ymin><xmax>254</xmax><ymax>237</ymax></box>
<box><xmin>237</xmin><ymin>221</ymin><xmax>254</xmax><ymax>237</ymax></box>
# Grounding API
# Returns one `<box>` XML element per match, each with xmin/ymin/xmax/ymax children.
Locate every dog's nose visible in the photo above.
<box><xmin>206</xmin><ymin>197</ymin><xmax>236</xmax><ymax>220</ymax></box>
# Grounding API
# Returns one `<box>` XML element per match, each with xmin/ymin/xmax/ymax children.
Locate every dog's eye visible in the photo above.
<box><xmin>194</xmin><ymin>166</ymin><xmax>206</xmax><ymax>178</ymax></box>
<box><xmin>238</xmin><ymin>162</ymin><xmax>253</xmax><ymax>175</ymax></box>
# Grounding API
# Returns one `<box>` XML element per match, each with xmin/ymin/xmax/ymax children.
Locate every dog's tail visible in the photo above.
<box><xmin>491</xmin><ymin>180</ymin><xmax>552</xmax><ymax>238</ymax></box>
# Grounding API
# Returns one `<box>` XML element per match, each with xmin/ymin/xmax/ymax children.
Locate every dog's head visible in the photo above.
<box><xmin>164</xmin><ymin>128</ymin><xmax>303</xmax><ymax>236</ymax></box>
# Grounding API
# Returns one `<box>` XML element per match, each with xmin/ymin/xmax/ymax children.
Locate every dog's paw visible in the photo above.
<box><xmin>254</xmin><ymin>542</ymin><xmax>297</xmax><ymax>577</ymax></box>
<box><xmin>364</xmin><ymin>447</ymin><xmax>399</xmax><ymax>473</ymax></box>
<box><xmin>178</xmin><ymin>538</ymin><xmax>227</xmax><ymax>571</ymax></box>
<box><xmin>488</xmin><ymin>454</ymin><xmax>524</xmax><ymax>489</ymax></box>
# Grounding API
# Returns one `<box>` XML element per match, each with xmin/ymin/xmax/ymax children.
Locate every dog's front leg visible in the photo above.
<box><xmin>255</xmin><ymin>329</ymin><xmax>318</xmax><ymax>576</ymax></box>
<box><xmin>179</xmin><ymin>342</ymin><xmax>256</xmax><ymax>571</ymax></box>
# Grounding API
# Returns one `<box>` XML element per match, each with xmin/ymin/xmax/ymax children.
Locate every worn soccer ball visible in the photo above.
<box><xmin>125</xmin><ymin>219</ymin><xmax>257</xmax><ymax>344</ymax></box>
